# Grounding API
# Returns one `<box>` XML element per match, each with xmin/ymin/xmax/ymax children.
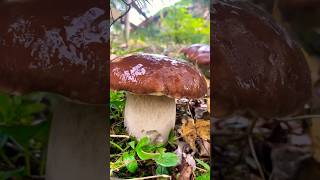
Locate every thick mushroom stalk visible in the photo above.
<box><xmin>111</xmin><ymin>53</ymin><xmax>207</xmax><ymax>143</ymax></box>
<box><xmin>124</xmin><ymin>93</ymin><xmax>176</xmax><ymax>143</ymax></box>
<box><xmin>46</xmin><ymin>100</ymin><xmax>106</xmax><ymax>180</ymax></box>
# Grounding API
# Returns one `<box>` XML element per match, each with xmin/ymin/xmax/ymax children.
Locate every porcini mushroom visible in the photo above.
<box><xmin>181</xmin><ymin>44</ymin><xmax>210</xmax><ymax>62</ymax></box>
<box><xmin>212</xmin><ymin>1</ymin><xmax>312</xmax><ymax>179</ymax></box>
<box><xmin>110</xmin><ymin>53</ymin><xmax>207</xmax><ymax>143</ymax></box>
<box><xmin>0</xmin><ymin>0</ymin><xmax>108</xmax><ymax>179</ymax></box>
<box><xmin>181</xmin><ymin>44</ymin><xmax>210</xmax><ymax>78</ymax></box>
<box><xmin>212</xmin><ymin>0</ymin><xmax>312</xmax><ymax>119</ymax></box>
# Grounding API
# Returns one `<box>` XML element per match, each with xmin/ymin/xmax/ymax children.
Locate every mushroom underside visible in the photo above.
<box><xmin>124</xmin><ymin>93</ymin><xmax>176</xmax><ymax>143</ymax></box>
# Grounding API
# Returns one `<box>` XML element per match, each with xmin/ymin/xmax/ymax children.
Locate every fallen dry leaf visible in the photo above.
<box><xmin>180</xmin><ymin>119</ymin><xmax>197</xmax><ymax>150</ymax></box>
<box><xmin>195</xmin><ymin>120</ymin><xmax>210</xmax><ymax>141</ymax></box>
<box><xmin>199</xmin><ymin>140</ymin><xmax>211</xmax><ymax>157</ymax></box>
<box><xmin>178</xmin><ymin>159</ymin><xmax>194</xmax><ymax>180</ymax></box>
<box><xmin>180</xmin><ymin>118</ymin><xmax>210</xmax><ymax>151</ymax></box>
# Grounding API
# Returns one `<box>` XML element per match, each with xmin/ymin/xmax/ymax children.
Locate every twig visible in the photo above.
<box><xmin>0</xmin><ymin>150</ymin><xmax>15</xmax><ymax>168</ymax></box>
<box><xmin>30</xmin><ymin>175</ymin><xmax>45</xmax><ymax>179</ymax></box>
<box><xmin>277</xmin><ymin>114</ymin><xmax>320</xmax><ymax>121</ymax></box>
<box><xmin>110</xmin><ymin>0</ymin><xmax>138</xmax><ymax>26</ymax></box>
<box><xmin>248</xmin><ymin>135</ymin><xmax>265</xmax><ymax>180</ymax></box>
<box><xmin>268</xmin><ymin>169</ymin><xmax>274</xmax><ymax>180</ymax></box>
<box><xmin>247</xmin><ymin>119</ymin><xmax>266</xmax><ymax>180</ymax></box>
<box><xmin>110</xmin><ymin>134</ymin><xmax>130</xmax><ymax>138</ymax></box>
<box><xmin>110</xmin><ymin>141</ymin><xmax>124</xmax><ymax>152</ymax></box>
<box><xmin>247</xmin><ymin>118</ymin><xmax>257</xmax><ymax>135</ymax></box>
<box><xmin>195</xmin><ymin>166</ymin><xmax>207</xmax><ymax>172</ymax></box>
<box><xmin>187</xmin><ymin>100</ymin><xmax>194</xmax><ymax>119</ymax></box>
<box><xmin>125</xmin><ymin>175</ymin><xmax>171</xmax><ymax>180</ymax></box>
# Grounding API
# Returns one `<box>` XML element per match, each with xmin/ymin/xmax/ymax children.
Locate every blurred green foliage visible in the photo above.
<box><xmin>110</xmin><ymin>90</ymin><xmax>125</xmax><ymax>120</ymax></box>
<box><xmin>160</xmin><ymin>7</ymin><xmax>209</xmax><ymax>44</ymax></box>
<box><xmin>0</xmin><ymin>93</ymin><xmax>49</xmax><ymax>179</ymax></box>
<box><xmin>131</xmin><ymin>0</ymin><xmax>209</xmax><ymax>45</ymax></box>
<box><xmin>0</xmin><ymin>93</ymin><xmax>45</xmax><ymax>126</ymax></box>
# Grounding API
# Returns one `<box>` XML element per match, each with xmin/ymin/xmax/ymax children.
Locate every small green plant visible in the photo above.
<box><xmin>110</xmin><ymin>136</ymin><xmax>179</xmax><ymax>176</ymax></box>
<box><xmin>0</xmin><ymin>93</ymin><xmax>49</xmax><ymax>179</ymax></box>
<box><xmin>195</xmin><ymin>158</ymin><xmax>210</xmax><ymax>180</ymax></box>
<box><xmin>110</xmin><ymin>90</ymin><xmax>125</xmax><ymax>120</ymax></box>
<box><xmin>0</xmin><ymin>93</ymin><xmax>46</xmax><ymax>126</ymax></box>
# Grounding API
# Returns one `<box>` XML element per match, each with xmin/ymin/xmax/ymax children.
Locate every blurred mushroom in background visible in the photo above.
<box><xmin>180</xmin><ymin>44</ymin><xmax>210</xmax><ymax>78</ymax></box>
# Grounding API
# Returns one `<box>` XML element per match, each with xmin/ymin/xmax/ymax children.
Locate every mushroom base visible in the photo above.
<box><xmin>46</xmin><ymin>100</ymin><xmax>107</xmax><ymax>180</ymax></box>
<box><xmin>124</xmin><ymin>93</ymin><xmax>176</xmax><ymax>143</ymax></box>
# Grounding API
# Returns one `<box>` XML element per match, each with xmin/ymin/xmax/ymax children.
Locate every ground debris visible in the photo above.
<box><xmin>179</xmin><ymin>118</ymin><xmax>210</xmax><ymax>152</ymax></box>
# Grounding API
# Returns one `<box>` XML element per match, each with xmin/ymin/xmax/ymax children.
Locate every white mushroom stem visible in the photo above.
<box><xmin>124</xmin><ymin>93</ymin><xmax>176</xmax><ymax>143</ymax></box>
<box><xmin>46</xmin><ymin>100</ymin><xmax>107</xmax><ymax>180</ymax></box>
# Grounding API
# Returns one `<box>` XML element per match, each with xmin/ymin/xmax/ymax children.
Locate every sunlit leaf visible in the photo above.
<box><xmin>123</xmin><ymin>151</ymin><xmax>138</xmax><ymax>173</ymax></box>
<box><xmin>154</xmin><ymin>152</ymin><xmax>179</xmax><ymax>167</ymax></box>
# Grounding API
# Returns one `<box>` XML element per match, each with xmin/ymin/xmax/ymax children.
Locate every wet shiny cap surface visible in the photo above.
<box><xmin>181</xmin><ymin>44</ymin><xmax>210</xmax><ymax>65</ymax></box>
<box><xmin>212</xmin><ymin>0</ymin><xmax>312</xmax><ymax>118</ymax></box>
<box><xmin>0</xmin><ymin>0</ymin><xmax>108</xmax><ymax>104</ymax></box>
<box><xmin>110</xmin><ymin>53</ymin><xmax>208</xmax><ymax>99</ymax></box>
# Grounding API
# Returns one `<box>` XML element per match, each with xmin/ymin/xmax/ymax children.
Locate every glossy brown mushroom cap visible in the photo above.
<box><xmin>181</xmin><ymin>44</ymin><xmax>210</xmax><ymax>65</ymax></box>
<box><xmin>110</xmin><ymin>53</ymin><xmax>207</xmax><ymax>99</ymax></box>
<box><xmin>212</xmin><ymin>0</ymin><xmax>312</xmax><ymax>118</ymax></box>
<box><xmin>0</xmin><ymin>0</ymin><xmax>108</xmax><ymax>104</ymax></box>
<box><xmin>180</xmin><ymin>44</ymin><xmax>205</xmax><ymax>55</ymax></box>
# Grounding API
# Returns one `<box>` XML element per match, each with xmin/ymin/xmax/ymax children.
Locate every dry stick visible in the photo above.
<box><xmin>187</xmin><ymin>100</ymin><xmax>194</xmax><ymax>119</ymax></box>
<box><xmin>247</xmin><ymin>119</ymin><xmax>266</xmax><ymax>180</ymax></box>
<box><xmin>268</xmin><ymin>170</ymin><xmax>274</xmax><ymax>180</ymax></box>
<box><xmin>277</xmin><ymin>114</ymin><xmax>320</xmax><ymax>121</ymax></box>
<box><xmin>110</xmin><ymin>0</ymin><xmax>132</xmax><ymax>26</ymax></box>
<box><xmin>195</xmin><ymin>166</ymin><xmax>207</xmax><ymax>172</ymax></box>
<box><xmin>111</xmin><ymin>175</ymin><xmax>171</xmax><ymax>180</ymax></box>
<box><xmin>128</xmin><ymin>175</ymin><xmax>171</xmax><ymax>180</ymax></box>
<box><xmin>248</xmin><ymin>136</ymin><xmax>266</xmax><ymax>180</ymax></box>
<box><xmin>110</xmin><ymin>134</ymin><xmax>130</xmax><ymax>138</ymax></box>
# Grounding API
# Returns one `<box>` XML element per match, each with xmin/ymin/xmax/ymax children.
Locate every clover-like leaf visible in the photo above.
<box><xmin>136</xmin><ymin>137</ymin><xmax>160</xmax><ymax>160</ymax></box>
<box><xmin>154</xmin><ymin>152</ymin><xmax>179</xmax><ymax>167</ymax></box>
<box><xmin>123</xmin><ymin>151</ymin><xmax>138</xmax><ymax>173</ymax></box>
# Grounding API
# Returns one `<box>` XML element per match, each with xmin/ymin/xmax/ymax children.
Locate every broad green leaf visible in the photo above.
<box><xmin>156</xmin><ymin>165</ymin><xmax>169</xmax><ymax>175</ymax></box>
<box><xmin>123</xmin><ymin>151</ymin><xmax>138</xmax><ymax>173</ymax></box>
<box><xmin>19</xmin><ymin>103</ymin><xmax>46</xmax><ymax>116</ymax></box>
<box><xmin>136</xmin><ymin>137</ymin><xmax>150</xmax><ymax>149</ymax></box>
<box><xmin>196</xmin><ymin>172</ymin><xmax>210</xmax><ymax>180</ymax></box>
<box><xmin>154</xmin><ymin>152</ymin><xmax>179</xmax><ymax>167</ymax></box>
<box><xmin>129</xmin><ymin>141</ymin><xmax>135</xmax><ymax>149</ymax></box>
<box><xmin>0</xmin><ymin>168</ymin><xmax>25</xmax><ymax>180</ymax></box>
<box><xmin>136</xmin><ymin>145</ymin><xmax>160</xmax><ymax>160</ymax></box>
<box><xmin>136</xmin><ymin>137</ymin><xmax>160</xmax><ymax>160</ymax></box>
<box><xmin>157</xmin><ymin>147</ymin><xmax>166</xmax><ymax>154</ymax></box>
<box><xmin>195</xmin><ymin>158</ymin><xmax>210</xmax><ymax>171</ymax></box>
<box><xmin>0</xmin><ymin>120</ymin><xmax>50</xmax><ymax>148</ymax></box>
